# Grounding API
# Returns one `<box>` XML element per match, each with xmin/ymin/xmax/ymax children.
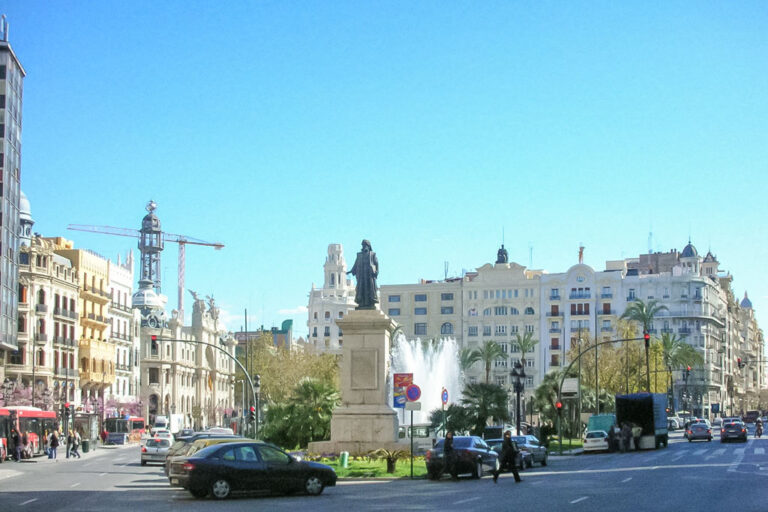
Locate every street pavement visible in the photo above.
<box><xmin>1</xmin><ymin>430</ymin><xmax>767</xmax><ymax>511</ymax></box>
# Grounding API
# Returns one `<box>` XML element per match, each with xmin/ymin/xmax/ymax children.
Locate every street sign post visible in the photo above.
<box><xmin>441</xmin><ymin>387</ymin><xmax>449</xmax><ymax>436</ymax></box>
<box><xmin>404</xmin><ymin>401</ymin><xmax>421</xmax><ymax>480</ymax></box>
<box><xmin>406</xmin><ymin>384</ymin><xmax>421</xmax><ymax>402</ymax></box>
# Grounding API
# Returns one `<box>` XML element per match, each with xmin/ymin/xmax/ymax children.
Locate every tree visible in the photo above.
<box><xmin>514</xmin><ymin>331</ymin><xmax>539</xmax><ymax>365</ymax></box>
<box><xmin>428</xmin><ymin>404</ymin><xmax>473</xmax><ymax>435</ymax></box>
<box><xmin>471</xmin><ymin>340</ymin><xmax>505</xmax><ymax>384</ymax></box>
<box><xmin>658</xmin><ymin>332</ymin><xmax>704</xmax><ymax>399</ymax></box>
<box><xmin>459</xmin><ymin>347</ymin><xmax>481</xmax><ymax>374</ymax></box>
<box><xmin>620</xmin><ymin>298</ymin><xmax>668</xmax><ymax>391</ymax></box>
<box><xmin>460</xmin><ymin>382</ymin><xmax>510</xmax><ymax>435</ymax></box>
<box><xmin>533</xmin><ymin>370</ymin><xmax>564</xmax><ymax>426</ymax></box>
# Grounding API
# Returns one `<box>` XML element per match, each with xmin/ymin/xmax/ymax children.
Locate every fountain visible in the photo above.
<box><xmin>390</xmin><ymin>334</ymin><xmax>463</xmax><ymax>425</ymax></box>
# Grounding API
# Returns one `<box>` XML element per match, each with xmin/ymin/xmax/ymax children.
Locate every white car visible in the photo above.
<box><xmin>583</xmin><ymin>430</ymin><xmax>609</xmax><ymax>452</ymax></box>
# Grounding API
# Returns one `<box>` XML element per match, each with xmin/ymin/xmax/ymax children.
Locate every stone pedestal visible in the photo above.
<box><xmin>309</xmin><ymin>309</ymin><xmax>406</xmax><ymax>455</ymax></box>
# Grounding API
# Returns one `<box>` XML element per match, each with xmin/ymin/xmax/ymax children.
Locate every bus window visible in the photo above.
<box><xmin>131</xmin><ymin>419</ymin><xmax>145</xmax><ymax>431</ymax></box>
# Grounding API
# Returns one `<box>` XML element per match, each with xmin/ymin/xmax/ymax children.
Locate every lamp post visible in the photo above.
<box><xmin>254</xmin><ymin>374</ymin><xmax>261</xmax><ymax>439</ymax></box>
<box><xmin>510</xmin><ymin>361</ymin><xmax>526</xmax><ymax>435</ymax></box>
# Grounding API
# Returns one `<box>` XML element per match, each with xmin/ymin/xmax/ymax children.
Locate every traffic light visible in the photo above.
<box><xmin>684</xmin><ymin>366</ymin><xmax>691</xmax><ymax>381</ymax></box>
<box><xmin>254</xmin><ymin>374</ymin><xmax>261</xmax><ymax>389</ymax></box>
<box><xmin>64</xmin><ymin>402</ymin><xmax>71</xmax><ymax>418</ymax></box>
<box><xmin>248</xmin><ymin>406</ymin><xmax>256</xmax><ymax>423</ymax></box>
<box><xmin>555</xmin><ymin>401</ymin><xmax>562</xmax><ymax>411</ymax></box>
<box><xmin>737</xmin><ymin>358</ymin><xmax>745</xmax><ymax>369</ymax></box>
<box><xmin>644</xmin><ymin>331</ymin><xmax>650</xmax><ymax>348</ymax></box>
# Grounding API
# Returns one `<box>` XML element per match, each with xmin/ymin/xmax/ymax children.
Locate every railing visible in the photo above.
<box><xmin>549</xmin><ymin>295</ymin><xmax>561</xmax><ymax>301</ymax></box>
<box><xmin>679</xmin><ymin>327</ymin><xmax>692</xmax><ymax>334</ymax></box>
<box><xmin>627</xmin><ymin>296</ymin><xmax>637</xmax><ymax>301</ymax></box>
<box><xmin>68</xmin><ymin>310</ymin><xmax>78</xmax><ymax>319</ymax></box>
<box><xmin>546</xmin><ymin>311</ymin><xmax>563</xmax><ymax>317</ymax></box>
<box><xmin>550</xmin><ymin>360</ymin><xmax>561</xmax><ymax>367</ymax></box>
<box><xmin>569</xmin><ymin>293</ymin><xmax>591</xmax><ymax>299</ymax></box>
<box><xmin>661</xmin><ymin>328</ymin><xmax>674</xmax><ymax>333</ymax></box>
<box><xmin>36</xmin><ymin>303</ymin><xmax>48</xmax><ymax>314</ymax></box>
<box><xmin>549</xmin><ymin>345</ymin><xmax>561</xmax><ymax>350</ymax></box>
<box><xmin>35</xmin><ymin>332</ymin><xmax>48</xmax><ymax>342</ymax></box>
<box><xmin>598</xmin><ymin>309</ymin><xmax>615</xmax><ymax>315</ymax></box>
<box><xmin>571</xmin><ymin>310</ymin><xmax>590</xmax><ymax>316</ymax></box>
<box><xmin>601</xmin><ymin>326</ymin><xmax>613</xmax><ymax>332</ymax></box>
<box><xmin>601</xmin><ymin>293</ymin><xmax>613</xmax><ymax>299</ymax></box>
<box><xmin>549</xmin><ymin>328</ymin><xmax>561</xmax><ymax>333</ymax></box>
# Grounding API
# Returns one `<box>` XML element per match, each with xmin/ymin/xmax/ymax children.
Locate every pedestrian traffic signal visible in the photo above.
<box><xmin>644</xmin><ymin>331</ymin><xmax>650</xmax><ymax>348</ymax></box>
<box><xmin>248</xmin><ymin>406</ymin><xmax>256</xmax><ymax>423</ymax></box>
<box><xmin>64</xmin><ymin>402</ymin><xmax>71</xmax><ymax>418</ymax></box>
<box><xmin>555</xmin><ymin>401</ymin><xmax>562</xmax><ymax>410</ymax></box>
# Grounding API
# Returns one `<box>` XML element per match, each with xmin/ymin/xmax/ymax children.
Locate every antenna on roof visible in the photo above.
<box><xmin>529</xmin><ymin>242</ymin><xmax>533</xmax><ymax>268</ymax></box>
<box><xmin>444</xmin><ymin>261</ymin><xmax>449</xmax><ymax>280</ymax></box>
<box><xmin>648</xmin><ymin>222</ymin><xmax>653</xmax><ymax>254</ymax></box>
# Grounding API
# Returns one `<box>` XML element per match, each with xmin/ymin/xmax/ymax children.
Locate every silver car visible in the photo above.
<box><xmin>142</xmin><ymin>438</ymin><xmax>172</xmax><ymax>466</ymax></box>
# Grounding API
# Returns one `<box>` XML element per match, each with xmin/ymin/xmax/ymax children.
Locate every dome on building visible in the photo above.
<box><xmin>142</xmin><ymin>212</ymin><xmax>161</xmax><ymax>231</ymax></box>
<box><xmin>132</xmin><ymin>279</ymin><xmax>166</xmax><ymax>309</ymax></box>
<box><xmin>741</xmin><ymin>292</ymin><xmax>753</xmax><ymax>309</ymax></box>
<box><xmin>681</xmin><ymin>240</ymin><xmax>698</xmax><ymax>258</ymax></box>
<box><xmin>19</xmin><ymin>190</ymin><xmax>31</xmax><ymax>219</ymax></box>
<box><xmin>703</xmin><ymin>251</ymin><xmax>717</xmax><ymax>263</ymax></box>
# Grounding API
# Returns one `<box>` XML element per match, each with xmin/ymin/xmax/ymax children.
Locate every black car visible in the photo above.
<box><xmin>486</xmin><ymin>438</ymin><xmax>532</xmax><ymax>470</ymax></box>
<box><xmin>721</xmin><ymin>422</ymin><xmax>748</xmax><ymax>443</ymax></box>
<box><xmin>425</xmin><ymin>436</ymin><xmax>499</xmax><ymax>480</ymax></box>
<box><xmin>179</xmin><ymin>441</ymin><xmax>336</xmax><ymax>499</ymax></box>
<box><xmin>164</xmin><ymin>433</ymin><xmax>241</xmax><ymax>476</ymax></box>
<box><xmin>510</xmin><ymin>435</ymin><xmax>548</xmax><ymax>467</ymax></box>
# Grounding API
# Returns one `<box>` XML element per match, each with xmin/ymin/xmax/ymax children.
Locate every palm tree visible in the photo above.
<box><xmin>461</xmin><ymin>382</ymin><xmax>510</xmax><ymax>435</ymax></box>
<box><xmin>533</xmin><ymin>370</ymin><xmax>563</xmax><ymax>426</ymax></box>
<box><xmin>659</xmin><ymin>332</ymin><xmax>704</xmax><ymax>397</ymax></box>
<box><xmin>288</xmin><ymin>378</ymin><xmax>340</xmax><ymax>447</ymax></box>
<box><xmin>459</xmin><ymin>347</ymin><xmax>481</xmax><ymax>374</ymax></box>
<box><xmin>471</xmin><ymin>340</ymin><xmax>505</xmax><ymax>383</ymax></box>
<box><xmin>514</xmin><ymin>331</ymin><xmax>540</xmax><ymax>365</ymax></box>
<box><xmin>620</xmin><ymin>298</ymin><xmax>668</xmax><ymax>391</ymax></box>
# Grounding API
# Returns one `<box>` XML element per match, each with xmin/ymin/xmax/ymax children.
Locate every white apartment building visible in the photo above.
<box><xmin>107</xmin><ymin>252</ymin><xmax>141</xmax><ymax>410</ymax></box>
<box><xmin>307</xmin><ymin>244</ymin><xmax>356</xmax><ymax>354</ymax></box>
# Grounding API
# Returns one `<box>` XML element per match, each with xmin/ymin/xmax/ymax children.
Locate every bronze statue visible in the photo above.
<box><xmin>347</xmin><ymin>239</ymin><xmax>379</xmax><ymax>309</ymax></box>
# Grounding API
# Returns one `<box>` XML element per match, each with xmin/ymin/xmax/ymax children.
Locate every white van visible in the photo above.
<box><xmin>398</xmin><ymin>424</ymin><xmax>438</xmax><ymax>454</ymax></box>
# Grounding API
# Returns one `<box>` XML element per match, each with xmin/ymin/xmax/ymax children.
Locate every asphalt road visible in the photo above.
<box><xmin>1</xmin><ymin>430</ymin><xmax>767</xmax><ymax>511</ymax></box>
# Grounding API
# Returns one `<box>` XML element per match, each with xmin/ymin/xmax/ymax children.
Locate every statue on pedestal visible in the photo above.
<box><xmin>347</xmin><ymin>239</ymin><xmax>379</xmax><ymax>310</ymax></box>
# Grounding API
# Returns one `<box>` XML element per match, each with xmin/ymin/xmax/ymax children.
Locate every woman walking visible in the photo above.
<box><xmin>493</xmin><ymin>431</ymin><xmax>522</xmax><ymax>484</ymax></box>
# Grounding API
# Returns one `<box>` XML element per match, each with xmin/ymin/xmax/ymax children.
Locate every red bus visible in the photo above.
<box><xmin>0</xmin><ymin>407</ymin><xmax>58</xmax><ymax>459</ymax></box>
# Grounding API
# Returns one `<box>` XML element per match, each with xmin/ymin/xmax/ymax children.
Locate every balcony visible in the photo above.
<box><xmin>569</xmin><ymin>292</ymin><xmax>592</xmax><ymax>299</ymax></box>
<box><xmin>55</xmin><ymin>367</ymin><xmax>78</xmax><ymax>378</ymax></box>
<box><xmin>82</xmin><ymin>285</ymin><xmax>111</xmax><ymax>304</ymax></box>
<box><xmin>601</xmin><ymin>326</ymin><xmax>613</xmax><ymax>332</ymax></box>
<box><xmin>571</xmin><ymin>311</ymin><xmax>590</xmax><ymax>317</ymax></box>
<box><xmin>54</xmin><ymin>307</ymin><xmax>69</xmax><ymax>318</ymax></box>
<box><xmin>627</xmin><ymin>296</ymin><xmax>637</xmax><ymax>302</ymax></box>
<box><xmin>661</xmin><ymin>328</ymin><xmax>674</xmax><ymax>334</ymax></box>
<box><xmin>546</xmin><ymin>311</ymin><xmax>563</xmax><ymax>317</ymax></box>
<box><xmin>68</xmin><ymin>310</ymin><xmax>78</xmax><ymax>319</ymax></box>
<box><xmin>35</xmin><ymin>303</ymin><xmax>49</xmax><ymax>314</ymax></box>
<box><xmin>679</xmin><ymin>327</ymin><xmax>692</xmax><ymax>335</ymax></box>
<box><xmin>549</xmin><ymin>328</ymin><xmax>562</xmax><ymax>334</ymax></box>
<box><xmin>598</xmin><ymin>309</ymin><xmax>615</xmax><ymax>315</ymax></box>
<box><xmin>549</xmin><ymin>345</ymin><xmax>561</xmax><ymax>351</ymax></box>
<box><xmin>550</xmin><ymin>360</ymin><xmax>561</xmax><ymax>367</ymax></box>
<box><xmin>34</xmin><ymin>332</ymin><xmax>48</xmax><ymax>343</ymax></box>
<box><xmin>601</xmin><ymin>293</ymin><xmax>613</xmax><ymax>299</ymax></box>
<box><xmin>549</xmin><ymin>295</ymin><xmax>561</xmax><ymax>301</ymax></box>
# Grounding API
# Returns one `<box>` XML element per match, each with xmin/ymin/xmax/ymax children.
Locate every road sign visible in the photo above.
<box><xmin>441</xmin><ymin>387</ymin><xmax>448</xmax><ymax>405</ymax></box>
<box><xmin>406</xmin><ymin>384</ymin><xmax>421</xmax><ymax>402</ymax></box>
<box><xmin>393</xmin><ymin>373</ymin><xmax>413</xmax><ymax>409</ymax></box>
<box><xmin>405</xmin><ymin>401</ymin><xmax>421</xmax><ymax>411</ymax></box>
<box><xmin>394</xmin><ymin>373</ymin><xmax>413</xmax><ymax>388</ymax></box>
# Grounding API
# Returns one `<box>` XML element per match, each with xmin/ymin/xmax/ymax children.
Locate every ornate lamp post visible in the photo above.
<box><xmin>510</xmin><ymin>361</ymin><xmax>526</xmax><ymax>435</ymax></box>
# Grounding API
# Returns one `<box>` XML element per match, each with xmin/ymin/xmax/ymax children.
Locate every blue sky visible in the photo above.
<box><xmin>5</xmin><ymin>2</ymin><xmax>767</xmax><ymax>335</ymax></box>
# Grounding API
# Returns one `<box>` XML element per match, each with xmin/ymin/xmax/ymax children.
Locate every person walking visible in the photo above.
<box><xmin>49</xmin><ymin>430</ymin><xmax>60</xmax><ymax>460</ymax></box>
<box><xmin>442</xmin><ymin>431</ymin><xmax>458</xmax><ymax>480</ymax></box>
<box><xmin>66</xmin><ymin>430</ymin><xmax>73</xmax><ymax>459</ymax></box>
<box><xmin>11</xmin><ymin>429</ymin><xmax>21</xmax><ymax>462</ymax></box>
<box><xmin>70</xmin><ymin>430</ymin><xmax>82</xmax><ymax>459</ymax></box>
<box><xmin>631</xmin><ymin>424</ymin><xmax>642</xmax><ymax>451</ymax></box>
<box><xmin>621</xmin><ymin>423</ymin><xmax>632</xmax><ymax>453</ymax></box>
<box><xmin>493</xmin><ymin>430</ymin><xmax>522</xmax><ymax>484</ymax></box>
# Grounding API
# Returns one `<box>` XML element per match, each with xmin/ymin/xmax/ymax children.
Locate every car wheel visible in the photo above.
<box><xmin>527</xmin><ymin>458</ymin><xmax>533</xmax><ymax>469</ymax></box>
<box><xmin>141</xmin><ymin>460</ymin><xmax>147</xmax><ymax>466</ymax></box>
<box><xmin>305</xmin><ymin>475</ymin><xmax>325</xmax><ymax>495</ymax></box>
<box><xmin>541</xmin><ymin>454</ymin><xmax>548</xmax><ymax>467</ymax></box>
<box><xmin>427</xmin><ymin>469</ymin><xmax>440</xmax><ymax>480</ymax></box>
<box><xmin>211</xmin><ymin>479</ymin><xmax>231</xmax><ymax>499</ymax></box>
<box><xmin>189</xmin><ymin>488</ymin><xmax>208</xmax><ymax>499</ymax></box>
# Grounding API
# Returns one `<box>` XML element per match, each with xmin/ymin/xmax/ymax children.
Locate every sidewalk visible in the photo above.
<box><xmin>0</xmin><ymin>442</ymin><xmax>135</xmax><ymax>478</ymax></box>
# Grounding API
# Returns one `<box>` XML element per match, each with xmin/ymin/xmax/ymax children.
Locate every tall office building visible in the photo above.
<box><xmin>0</xmin><ymin>17</ymin><xmax>25</xmax><ymax>372</ymax></box>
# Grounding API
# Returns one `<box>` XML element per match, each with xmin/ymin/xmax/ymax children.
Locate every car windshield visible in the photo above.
<box><xmin>510</xmin><ymin>436</ymin><xmax>527</xmax><ymax>445</ymax></box>
<box><xmin>433</xmin><ymin>437</ymin><xmax>473</xmax><ymax>449</ymax></box>
<box><xmin>586</xmin><ymin>432</ymin><xmax>606</xmax><ymax>438</ymax></box>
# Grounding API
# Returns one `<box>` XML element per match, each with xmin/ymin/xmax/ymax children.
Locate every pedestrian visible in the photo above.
<box><xmin>100</xmin><ymin>428</ymin><xmax>108</xmax><ymax>445</ymax></box>
<box><xmin>493</xmin><ymin>430</ymin><xmax>522</xmax><ymax>484</ymax></box>
<box><xmin>66</xmin><ymin>429</ymin><xmax>73</xmax><ymax>458</ymax></box>
<box><xmin>70</xmin><ymin>430</ymin><xmax>82</xmax><ymax>459</ymax></box>
<box><xmin>11</xmin><ymin>429</ymin><xmax>21</xmax><ymax>462</ymax></box>
<box><xmin>49</xmin><ymin>430</ymin><xmax>60</xmax><ymax>460</ymax></box>
<box><xmin>442</xmin><ymin>431</ymin><xmax>458</xmax><ymax>480</ymax></box>
<box><xmin>607</xmin><ymin>425</ymin><xmax>616</xmax><ymax>452</ymax></box>
<box><xmin>621</xmin><ymin>423</ymin><xmax>632</xmax><ymax>453</ymax></box>
<box><xmin>43</xmin><ymin>429</ymin><xmax>50</xmax><ymax>457</ymax></box>
<box><xmin>21</xmin><ymin>431</ymin><xmax>29</xmax><ymax>459</ymax></box>
<box><xmin>632</xmin><ymin>424</ymin><xmax>642</xmax><ymax>451</ymax></box>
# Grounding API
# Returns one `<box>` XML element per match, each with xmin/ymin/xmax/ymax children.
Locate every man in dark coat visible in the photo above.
<box><xmin>493</xmin><ymin>430</ymin><xmax>522</xmax><ymax>483</ymax></box>
<box><xmin>347</xmin><ymin>240</ymin><xmax>379</xmax><ymax>309</ymax></box>
<box><xmin>442</xmin><ymin>431</ymin><xmax>458</xmax><ymax>480</ymax></box>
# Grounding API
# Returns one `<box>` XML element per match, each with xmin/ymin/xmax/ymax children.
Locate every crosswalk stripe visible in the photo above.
<box><xmin>734</xmin><ymin>448</ymin><xmax>746</xmax><ymax>455</ymax></box>
<box><xmin>694</xmin><ymin>448</ymin><xmax>708</xmax><ymax>456</ymax></box>
<box><xmin>754</xmin><ymin>447</ymin><xmax>765</xmax><ymax>455</ymax></box>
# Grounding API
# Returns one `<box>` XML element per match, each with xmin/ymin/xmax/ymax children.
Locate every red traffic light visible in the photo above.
<box><xmin>250</xmin><ymin>406</ymin><xmax>256</xmax><ymax>412</ymax></box>
<box><xmin>65</xmin><ymin>402</ymin><xmax>70</xmax><ymax>408</ymax></box>
<box><xmin>555</xmin><ymin>401</ymin><xmax>562</xmax><ymax>409</ymax></box>
<box><xmin>687</xmin><ymin>366</ymin><xmax>691</xmax><ymax>371</ymax></box>
<box><xmin>151</xmin><ymin>335</ymin><xmax>157</xmax><ymax>342</ymax></box>
<box><xmin>644</xmin><ymin>332</ymin><xmax>650</xmax><ymax>341</ymax></box>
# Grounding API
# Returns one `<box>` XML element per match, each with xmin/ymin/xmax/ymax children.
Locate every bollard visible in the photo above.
<box><xmin>340</xmin><ymin>451</ymin><xmax>349</xmax><ymax>468</ymax></box>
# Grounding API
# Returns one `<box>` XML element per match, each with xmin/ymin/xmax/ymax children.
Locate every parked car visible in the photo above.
<box><xmin>425</xmin><ymin>436</ymin><xmax>499</xmax><ymax>480</ymax></box>
<box><xmin>168</xmin><ymin>437</ymin><xmax>249</xmax><ymax>485</ymax></box>
<box><xmin>583</xmin><ymin>430</ymin><xmax>610</xmax><ymax>452</ymax></box>
<box><xmin>510</xmin><ymin>435</ymin><xmax>548</xmax><ymax>466</ymax></box>
<box><xmin>685</xmin><ymin>423</ymin><xmax>712</xmax><ymax>442</ymax></box>
<box><xmin>179</xmin><ymin>441</ymin><xmax>336</xmax><ymax>498</ymax></box>
<box><xmin>486</xmin><ymin>438</ymin><xmax>532</xmax><ymax>470</ymax></box>
<box><xmin>721</xmin><ymin>421</ymin><xmax>748</xmax><ymax>443</ymax></box>
<box><xmin>141</xmin><ymin>437</ymin><xmax>172</xmax><ymax>466</ymax></box>
<box><xmin>164</xmin><ymin>433</ymin><xmax>241</xmax><ymax>476</ymax></box>
<box><xmin>667</xmin><ymin>418</ymin><xmax>681</xmax><ymax>431</ymax></box>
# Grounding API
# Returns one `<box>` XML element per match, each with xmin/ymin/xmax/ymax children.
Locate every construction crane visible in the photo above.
<box><xmin>67</xmin><ymin>223</ymin><xmax>224</xmax><ymax>320</ymax></box>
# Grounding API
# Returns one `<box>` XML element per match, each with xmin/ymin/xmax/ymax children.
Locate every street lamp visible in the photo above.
<box><xmin>510</xmin><ymin>361</ymin><xmax>526</xmax><ymax>435</ymax></box>
<box><xmin>254</xmin><ymin>374</ymin><xmax>261</xmax><ymax>439</ymax></box>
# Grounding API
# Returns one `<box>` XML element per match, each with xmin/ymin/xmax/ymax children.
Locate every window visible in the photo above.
<box><xmin>495</xmin><ymin>325</ymin><xmax>507</xmax><ymax>335</ymax></box>
<box><xmin>441</xmin><ymin>293</ymin><xmax>454</xmax><ymax>301</ymax></box>
<box><xmin>389</xmin><ymin>295</ymin><xmax>401</xmax><ymax>303</ymax></box>
<box><xmin>525</xmin><ymin>325</ymin><xmax>534</xmax><ymax>333</ymax></box>
<box><xmin>525</xmin><ymin>307</ymin><xmax>535</xmax><ymax>315</ymax></box>
<box><xmin>148</xmin><ymin>368</ymin><xmax>159</xmax><ymax>384</ymax></box>
<box><xmin>414</xmin><ymin>323</ymin><xmax>427</xmax><ymax>335</ymax></box>
<box><xmin>257</xmin><ymin>445</ymin><xmax>291</xmax><ymax>464</ymax></box>
<box><xmin>414</xmin><ymin>307</ymin><xmax>427</xmax><ymax>315</ymax></box>
<box><xmin>511</xmin><ymin>343</ymin><xmax>520</xmax><ymax>353</ymax></box>
<box><xmin>220</xmin><ymin>448</ymin><xmax>236</xmax><ymax>461</ymax></box>
<box><xmin>324</xmin><ymin>327</ymin><xmax>330</xmax><ymax>336</ymax></box>
<box><xmin>388</xmin><ymin>308</ymin><xmax>401</xmax><ymax>316</ymax></box>
<box><xmin>312</xmin><ymin>327</ymin><xmax>317</xmax><ymax>337</ymax></box>
<box><xmin>414</xmin><ymin>294</ymin><xmax>427</xmax><ymax>302</ymax></box>
<box><xmin>496</xmin><ymin>376</ymin><xmax>507</xmax><ymax>387</ymax></box>
<box><xmin>510</xmin><ymin>325</ymin><xmax>519</xmax><ymax>334</ymax></box>
<box><xmin>526</xmin><ymin>359</ymin><xmax>534</xmax><ymax>368</ymax></box>
<box><xmin>510</xmin><ymin>308</ymin><xmax>519</xmax><ymax>315</ymax></box>
<box><xmin>440</xmin><ymin>323</ymin><xmax>454</xmax><ymax>335</ymax></box>
<box><xmin>483</xmin><ymin>326</ymin><xmax>492</xmax><ymax>336</ymax></box>
<box><xmin>526</xmin><ymin>377</ymin><xmax>534</xmax><ymax>387</ymax></box>
<box><xmin>468</xmin><ymin>326</ymin><xmax>478</xmax><ymax>337</ymax></box>
<box><xmin>628</xmin><ymin>289</ymin><xmax>636</xmax><ymax>300</ymax></box>
<box><xmin>495</xmin><ymin>306</ymin><xmax>507</xmax><ymax>316</ymax></box>
<box><xmin>483</xmin><ymin>308</ymin><xmax>492</xmax><ymax>316</ymax></box>
<box><xmin>324</xmin><ymin>311</ymin><xmax>330</xmax><ymax>319</ymax></box>
<box><xmin>441</xmin><ymin>306</ymin><xmax>454</xmax><ymax>314</ymax></box>
<box><xmin>550</xmin><ymin>288</ymin><xmax>560</xmax><ymax>299</ymax></box>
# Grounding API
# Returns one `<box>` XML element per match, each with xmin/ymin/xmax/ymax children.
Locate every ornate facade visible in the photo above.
<box><xmin>307</xmin><ymin>244</ymin><xmax>356</xmax><ymax>354</ymax></box>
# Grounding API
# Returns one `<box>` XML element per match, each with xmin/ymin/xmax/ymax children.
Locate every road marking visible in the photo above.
<box><xmin>99</xmin><ymin>472</ymin><xmax>108</xmax><ymax>476</ymax></box>
<box><xmin>693</xmin><ymin>448</ymin><xmax>708</xmax><ymax>456</ymax></box>
<box><xmin>621</xmin><ymin>477</ymin><xmax>632</xmax><ymax>483</ymax></box>
<box><xmin>672</xmin><ymin>454</ymin><xmax>685</xmax><ymax>461</ymax></box>
<box><xmin>20</xmin><ymin>499</ymin><xmax>38</xmax><ymax>506</ymax></box>
<box><xmin>734</xmin><ymin>448</ymin><xmax>746</xmax><ymax>455</ymax></box>
<box><xmin>570</xmin><ymin>497</ymin><xmax>588</xmax><ymax>504</ymax></box>
<box><xmin>454</xmin><ymin>497</ymin><xmax>481</xmax><ymax>505</ymax></box>
<box><xmin>755</xmin><ymin>448</ymin><xmax>765</xmax><ymax>455</ymax></box>
<box><xmin>71</xmin><ymin>482</ymin><xmax>81</xmax><ymax>488</ymax></box>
